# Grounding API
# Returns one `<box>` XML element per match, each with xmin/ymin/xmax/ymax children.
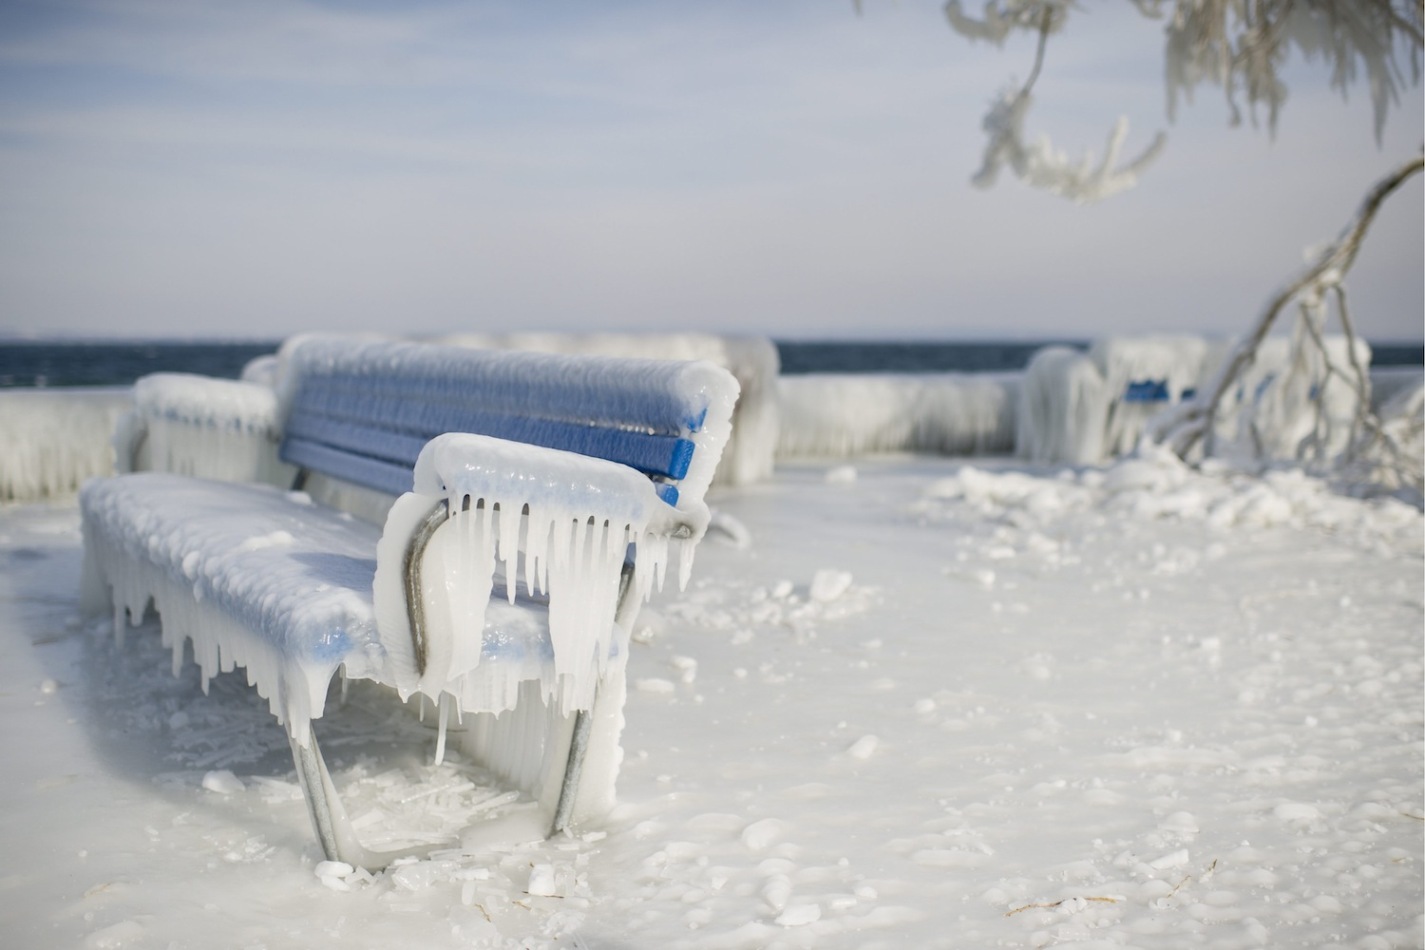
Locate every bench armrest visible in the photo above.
<box><xmin>413</xmin><ymin>431</ymin><xmax>705</xmax><ymax>537</ymax></box>
<box><xmin>372</xmin><ymin>432</ymin><xmax>707</xmax><ymax>708</ymax></box>
<box><xmin>120</xmin><ymin>373</ymin><xmax>291</xmax><ymax>483</ymax></box>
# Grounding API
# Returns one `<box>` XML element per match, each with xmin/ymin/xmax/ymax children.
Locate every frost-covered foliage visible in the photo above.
<box><xmin>1210</xmin><ymin>332</ymin><xmax>1372</xmax><ymax>464</ymax></box>
<box><xmin>0</xmin><ymin>388</ymin><xmax>131</xmax><ymax>501</ymax></box>
<box><xmin>973</xmin><ymin>88</ymin><xmax>1168</xmax><ymax>203</ymax></box>
<box><xmin>776</xmin><ymin>373</ymin><xmax>1017</xmax><ymax>458</ymax></box>
<box><xmin>1018</xmin><ymin>333</ymin><xmax>1383</xmax><ymax>469</ymax></box>
<box><xmin>434</xmin><ymin>332</ymin><xmax>780</xmax><ymax>487</ymax></box>
<box><xmin>943</xmin><ymin>0</ymin><xmax>1074</xmax><ymax>43</ymax></box>
<box><xmin>119</xmin><ymin>373</ymin><xmax>292</xmax><ymax>485</ymax></box>
<box><xmin>1150</xmin><ymin>153</ymin><xmax>1423</xmax><ymax>500</ymax></box>
<box><xmin>946</xmin><ymin>0</ymin><xmax>1167</xmax><ymax>202</ymax></box>
<box><xmin>1151</xmin><ymin>0</ymin><xmax>1424</xmax><ymax>140</ymax></box>
<box><xmin>1374</xmin><ymin>373</ymin><xmax>1425</xmax><ymax>469</ymax></box>
<box><xmin>947</xmin><ymin>0</ymin><xmax>1421</xmax><ymax>200</ymax></box>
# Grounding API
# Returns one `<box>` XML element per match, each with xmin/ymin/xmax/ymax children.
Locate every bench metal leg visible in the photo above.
<box><xmin>547</xmin><ymin>556</ymin><xmax>638</xmax><ymax>837</ymax></box>
<box><xmin>288</xmin><ymin>729</ymin><xmax>433</xmax><ymax>871</ymax></box>
<box><xmin>549</xmin><ymin>708</ymin><xmax>592</xmax><ymax>836</ymax></box>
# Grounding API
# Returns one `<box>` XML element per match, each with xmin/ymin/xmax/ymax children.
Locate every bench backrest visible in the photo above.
<box><xmin>275</xmin><ymin>335</ymin><xmax>739</xmax><ymax>509</ymax></box>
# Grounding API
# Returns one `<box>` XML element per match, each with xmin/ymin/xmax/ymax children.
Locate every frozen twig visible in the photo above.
<box><xmin>1004</xmin><ymin>895</ymin><xmax>1121</xmax><ymax>917</ymax></box>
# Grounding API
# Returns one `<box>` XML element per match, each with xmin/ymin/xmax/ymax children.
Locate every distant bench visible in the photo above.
<box><xmin>80</xmin><ymin>335</ymin><xmax>739</xmax><ymax>869</ymax></box>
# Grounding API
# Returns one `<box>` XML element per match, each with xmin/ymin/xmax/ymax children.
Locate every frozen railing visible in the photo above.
<box><xmin>0</xmin><ymin>388</ymin><xmax>132</xmax><ymax>502</ymax></box>
<box><xmin>776</xmin><ymin>372</ymin><xmax>1018</xmax><ymax>459</ymax></box>
<box><xmin>1018</xmin><ymin>333</ymin><xmax>1379</xmax><ymax>465</ymax></box>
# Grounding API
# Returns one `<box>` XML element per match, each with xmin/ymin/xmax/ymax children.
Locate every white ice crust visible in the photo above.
<box><xmin>1018</xmin><ymin>333</ymin><xmax>1376</xmax><ymax>465</ymax></box>
<box><xmin>776</xmin><ymin>373</ymin><xmax>1017</xmax><ymax>458</ymax></box>
<box><xmin>0</xmin><ymin>388</ymin><xmax>131</xmax><ymax>501</ymax></box>
<box><xmin>371</xmin><ymin>433</ymin><xmax>707</xmax><ymax>723</ymax></box>
<box><xmin>275</xmin><ymin>333</ymin><xmax>741</xmax><ymax>504</ymax></box>
<box><xmin>433</xmin><ymin>331</ymin><xmax>779</xmax><ymax>486</ymax></box>
<box><xmin>80</xmin><ymin>474</ymin><xmax>387</xmax><ymax>748</ymax></box>
<box><xmin>1016</xmin><ymin>346</ymin><xmax>1109</xmax><ymax>465</ymax></box>
<box><xmin>79</xmin><ymin>340</ymin><xmax>738</xmax><ymax>789</ymax></box>
<box><xmin>119</xmin><ymin>373</ymin><xmax>292</xmax><ymax>485</ymax></box>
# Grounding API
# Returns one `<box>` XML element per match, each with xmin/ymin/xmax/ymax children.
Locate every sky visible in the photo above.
<box><xmin>0</xmin><ymin>0</ymin><xmax>1421</xmax><ymax>342</ymax></box>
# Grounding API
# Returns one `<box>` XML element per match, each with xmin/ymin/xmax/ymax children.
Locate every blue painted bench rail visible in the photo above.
<box><xmin>276</xmin><ymin>338</ymin><xmax>731</xmax><ymax>506</ymax></box>
<box><xmin>80</xmin><ymin>334</ymin><xmax>741</xmax><ymax>871</ymax></box>
<box><xmin>1122</xmin><ymin>379</ymin><xmax>1171</xmax><ymax>403</ymax></box>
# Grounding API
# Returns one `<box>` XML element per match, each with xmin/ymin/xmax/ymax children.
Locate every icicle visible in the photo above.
<box><xmin>498</xmin><ymin>499</ymin><xmax>522</xmax><ymax>604</ymax></box>
<box><xmin>434</xmin><ymin>694</ymin><xmax>450</xmax><ymax>767</ymax></box>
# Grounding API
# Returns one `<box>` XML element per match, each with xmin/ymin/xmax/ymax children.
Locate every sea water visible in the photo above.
<box><xmin>1</xmin><ymin>338</ymin><xmax>1420</xmax><ymax>388</ymax></box>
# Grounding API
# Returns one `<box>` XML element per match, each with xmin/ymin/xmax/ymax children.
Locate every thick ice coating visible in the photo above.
<box><xmin>275</xmin><ymin>334</ymin><xmax>740</xmax><ymax>504</ymax></box>
<box><xmin>777</xmin><ymin>373</ymin><xmax>1017</xmax><ymax>458</ymax></box>
<box><xmin>372</xmin><ymin>432</ymin><xmax>705</xmax><ymax>720</ymax></box>
<box><xmin>120</xmin><ymin>373</ymin><xmax>290</xmax><ymax>484</ymax></box>
<box><xmin>433</xmin><ymin>332</ymin><xmax>780</xmax><ymax>486</ymax></box>
<box><xmin>79</xmin><ymin>474</ymin><xmax>387</xmax><ymax>748</ymax></box>
<box><xmin>80</xmin><ymin>337</ymin><xmax>740</xmax><ymax>770</ymax></box>
<box><xmin>0</xmin><ymin>388</ymin><xmax>131</xmax><ymax>501</ymax></box>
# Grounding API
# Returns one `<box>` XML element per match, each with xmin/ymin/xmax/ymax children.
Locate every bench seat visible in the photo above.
<box><xmin>81</xmin><ymin>471</ymin><xmax>589</xmax><ymax>745</ymax></box>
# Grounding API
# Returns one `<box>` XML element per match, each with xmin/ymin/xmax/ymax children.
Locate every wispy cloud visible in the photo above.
<box><xmin>0</xmin><ymin>1</ymin><xmax>1419</xmax><ymax>339</ymax></box>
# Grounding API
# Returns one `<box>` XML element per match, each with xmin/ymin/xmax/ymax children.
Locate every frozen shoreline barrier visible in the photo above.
<box><xmin>1</xmin><ymin>334</ymin><xmax>1420</xmax><ymax>503</ymax></box>
<box><xmin>0</xmin><ymin>387</ymin><xmax>132</xmax><ymax>502</ymax></box>
<box><xmin>777</xmin><ymin>372</ymin><xmax>1019</xmax><ymax>458</ymax></box>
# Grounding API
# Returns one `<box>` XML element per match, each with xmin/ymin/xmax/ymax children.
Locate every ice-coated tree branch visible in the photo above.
<box><xmin>1146</xmin><ymin>150</ymin><xmax>1424</xmax><ymax>464</ymax></box>
<box><xmin>1154</xmin><ymin>0</ymin><xmax>1424</xmax><ymax>142</ymax></box>
<box><xmin>949</xmin><ymin>1</ymin><xmax>1168</xmax><ymax>203</ymax></box>
<box><xmin>945</xmin><ymin>0</ymin><xmax>1423</xmax><ymax>197</ymax></box>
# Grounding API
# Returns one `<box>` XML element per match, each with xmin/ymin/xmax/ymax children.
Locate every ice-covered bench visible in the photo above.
<box><xmin>79</xmin><ymin>335</ymin><xmax>739</xmax><ymax>869</ymax></box>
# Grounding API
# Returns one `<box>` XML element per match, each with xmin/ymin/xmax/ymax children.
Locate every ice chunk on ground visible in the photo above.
<box><xmin>809</xmin><ymin>569</ymin><xmax>853</xmax><ymax>602</ymax></box>
<box><xmin>201</xmin><ymin>770</ymin><xmax>244</xmax><ymax>795</ymax></box>
<box><xmin>741</xmin><ymin>818</ymin><xmax>788</xmax><ymax>851</ymax></box>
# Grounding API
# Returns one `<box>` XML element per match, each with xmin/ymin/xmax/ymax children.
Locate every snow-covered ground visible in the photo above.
<box><xmin>2</xmin><ymin>451</ymin><xmax>1421</xmax><ymax>949</ymax></box>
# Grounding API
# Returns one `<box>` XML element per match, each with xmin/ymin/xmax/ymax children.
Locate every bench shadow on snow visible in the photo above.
<box><xmin>69</xmin><ymin>601</ymin><xmax>507</xmax><ymax>855</ymax></box>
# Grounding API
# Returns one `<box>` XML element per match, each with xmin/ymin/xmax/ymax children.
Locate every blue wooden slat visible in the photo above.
<box><xmin>280</xmin><ymin>438</ymin><xmax>415</xmax><ymax>496</ymax></box>
<box><xmin>284</xmin><ymin>413</ymin><xmax>428</xmax><ymax>467</ymax></box>
<box><xmin>1123</xmin><ymin>379</ymin><xmax>1170</xmax><ymax>403</ymax></box>
<box><xmin>297</xmin><ymin>375</ymin><xmax>673</xmax><ymax>441</ymax></box>
<box><xmin>285</xmin><ymin>397</ymin><xmax>695</xmax><ymax>480</ymax></box>
<box><xmin>278</xmin><ymin>348</ymin><xmax>705</xmax><ymax>505</ymax></box>
<box><xmin>301</xmin><ymin>363</ymin><xmax>711</xmax><ymax>436</ymax></box>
